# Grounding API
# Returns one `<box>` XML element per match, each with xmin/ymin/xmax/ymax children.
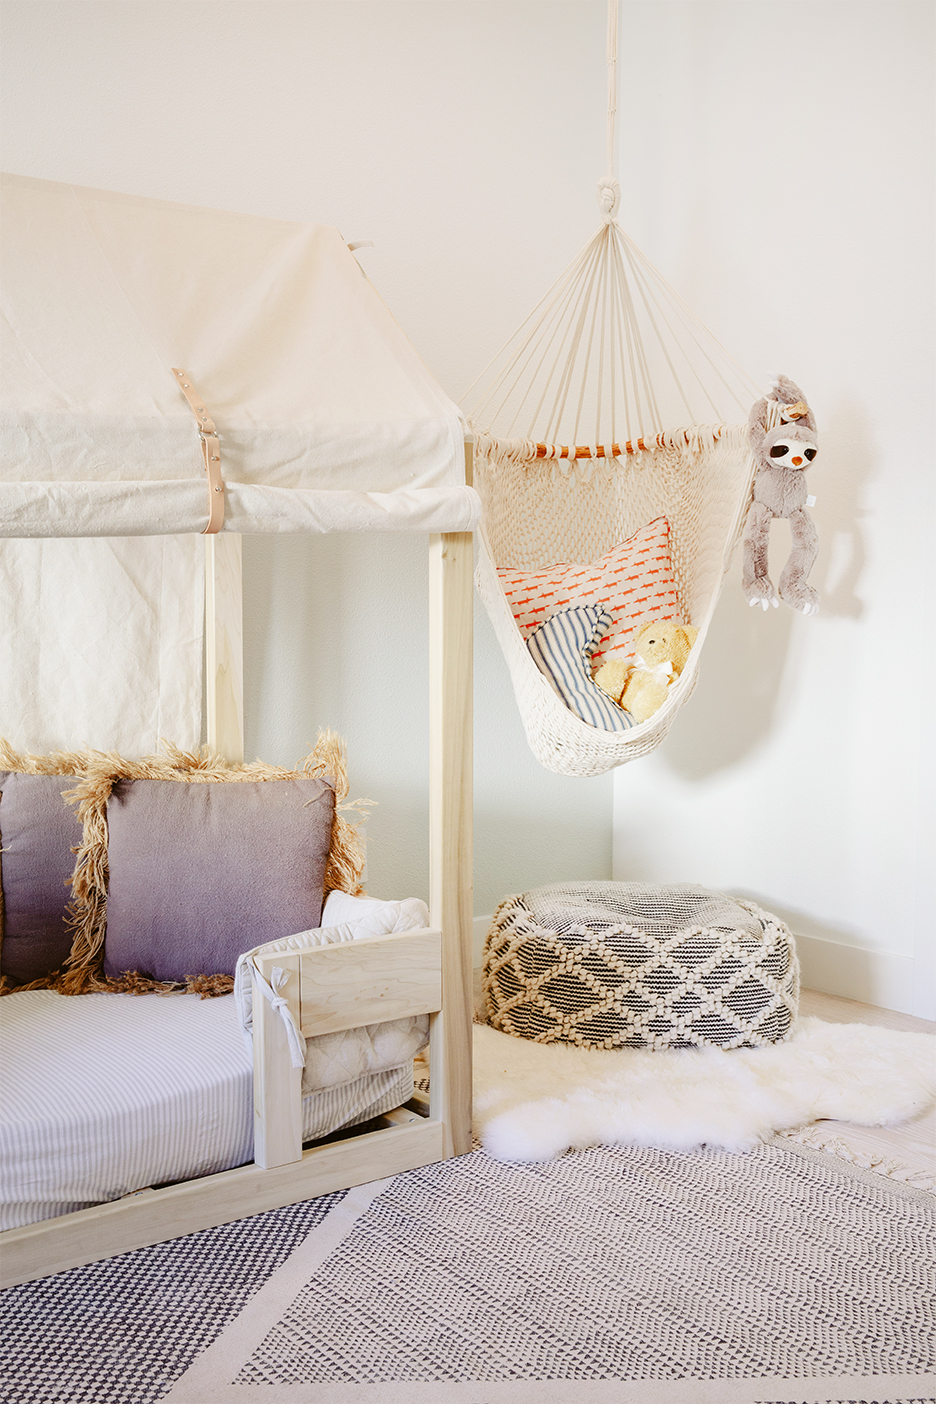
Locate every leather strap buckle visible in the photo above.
<box><xmin>172</xmin><ymin>368</ymin><xmax>225</xmax><ymax>534</ymax></box>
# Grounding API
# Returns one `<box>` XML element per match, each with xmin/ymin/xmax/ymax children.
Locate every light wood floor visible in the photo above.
<box><xmin>797</xmin><ymin>987</ymin><xmax>935</xmax><ymax>1178</ymax></box>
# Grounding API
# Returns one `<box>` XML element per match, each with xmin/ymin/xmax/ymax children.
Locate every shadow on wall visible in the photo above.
<box><xmin>660</xmin><ymin>584</ymin><xmax>793</xmax><ymax>782</ymax></box>
<box><xmin>661</xmin><ymin>394</ymin><xmax>872</xmax><ymax>782</ymax></box>
<box><xmin>814</xmin><ymin>396</ymin><xmax>872</xmax><ymax>622</ymax></box>
<box><xmin>473</xmin><ymin>800</ymin><xmax>612</xmax><ymax>909</ymax></box>
<box><xmin>471</xmin><ymin>582</ymin><xmax>615</xmax><ymax>914</ymax></box>
<box><xmin>728</xmin><ymin>888</ymin><xmax>865</xmax><ymax>950</ymax></box>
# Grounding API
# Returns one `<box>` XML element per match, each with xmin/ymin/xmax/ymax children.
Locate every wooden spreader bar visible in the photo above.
<box><xmin>537</xmin><ymin>440</ymin><xmax>646</xmax><ymax>459</ymax></box>
<box><xmin>534</xmin><ymin>428</ymin><xmax>723</xmax><ymax>460</ymax></box>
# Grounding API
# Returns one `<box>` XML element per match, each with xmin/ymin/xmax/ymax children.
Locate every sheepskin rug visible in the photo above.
<box><xmin>473</xmin><ymin>1016</ymin><xmax>935</xmax><ymax>1163</ymax></box>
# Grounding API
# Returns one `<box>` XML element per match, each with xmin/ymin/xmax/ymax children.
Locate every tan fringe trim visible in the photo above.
<box><xmin>0</xmin><ymin>971</ymin><xmax>64</xmax><ymax>997</ymax></box>
<box><xmin>1</xmin><ymin>740</ymin><xmax>100</xmax><ymax>993</ymax></box>
<box><xmin>0</xmin><ymin>738</ymin><xmax>95</xmax><ymax>778</ymax></box>
<box><xmin>183</xmin><ymin>973</ymin><xmax>236</xmax><ymax>999</ymax></box>
<box><xmin>302</xmin><ymin>729</ymin><xmax>373</xmax><ymax>903</ymax></box>
<box><xmin>56</xmin><ymin>730</ymin><xmax>369</xmax><ymax>997</ymax></box>
<box><xmin>1</xmin><ymin>972</ymin><xmax>236</xmax><ymax>1000</ymax></box>
<box><xmin>94</xmin><ymin>971</ymin><xmax>237</xmax><ymax>1000</ymax></box>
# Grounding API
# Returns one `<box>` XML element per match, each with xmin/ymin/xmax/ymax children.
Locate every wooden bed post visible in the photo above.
<box><xmin>252</xmin><ymin>952</ymin><xmax>303</xmax><ymax>1170</ymax></box>
<box><xmin>205</xmin><ymin>532</ymin><xmax>245</xmax><ymax>762</ymax></box>
<box><xmin>427</xmin><ymin>440</ymin><xmax>474</xmax><ymax>1158</ymax></box>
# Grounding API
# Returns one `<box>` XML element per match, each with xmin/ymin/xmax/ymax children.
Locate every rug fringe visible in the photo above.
<box><xmin>778</xmin><ymin>1124</ymin><xmax>935</xmax><ymax>1192</ymax></box>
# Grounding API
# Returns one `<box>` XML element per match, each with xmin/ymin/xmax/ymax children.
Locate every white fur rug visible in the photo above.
<box><xmin>473</xmin><ymin>1017</ymin><xmax>935</xmax><ymax>1168</ymax></box>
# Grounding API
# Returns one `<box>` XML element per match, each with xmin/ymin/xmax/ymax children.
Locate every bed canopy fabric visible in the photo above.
<box><xmin>462</xmin><ymin>0</ymin><xmax>763</xmax><ymax>777</ymax></box>
<box><xmin>0</xmin><ymin>172</ymin><xmax>479</xmax><ymax>755</ymax></box>
<box><xmin>0</xmin><ymin>173</ymin><xmax>480</xmax><ymax>538</ymax></box>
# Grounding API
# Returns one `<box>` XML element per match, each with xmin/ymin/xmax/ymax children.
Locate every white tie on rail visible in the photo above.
<box><xmin>251</xmin><ymin>964</ymin><xmax>307</xmax><ymax>1070</ymax></box>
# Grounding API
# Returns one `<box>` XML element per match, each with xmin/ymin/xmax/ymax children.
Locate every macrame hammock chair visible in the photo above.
<box><xmin>464</xmin><ymin>2</ymin><xmax>766</xmax><ymax>778</ymax></box>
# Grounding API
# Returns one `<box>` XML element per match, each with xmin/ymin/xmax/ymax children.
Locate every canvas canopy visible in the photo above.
<box><xmin>0</xmin><ymin>173</ymin><xmax>479</xmax><ymax>538</ymax></box>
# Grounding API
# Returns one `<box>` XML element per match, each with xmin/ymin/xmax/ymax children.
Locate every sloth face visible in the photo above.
<box><xmin>768</xmin><ymin>438</ymin><xmax>817</xmax><ymax>469</ymax></box>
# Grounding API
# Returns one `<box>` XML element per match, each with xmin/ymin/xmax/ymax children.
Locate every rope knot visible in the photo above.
<box><xmin>597</xmin><ymin>178</ymin><xmax>620</xmax><ymax>221</ymax></box>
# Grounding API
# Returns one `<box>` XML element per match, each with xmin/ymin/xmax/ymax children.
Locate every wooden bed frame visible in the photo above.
<box><xmin>0</xmin><ymin>450</ymin><xmax>474</xmax><ymax>1290</ymax></box>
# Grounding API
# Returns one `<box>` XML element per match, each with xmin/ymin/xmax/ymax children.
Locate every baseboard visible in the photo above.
<box><xmin>471</xmin><ymin>915</ymin><xmax>934</xmax><ymax>1022</ymax></box>
<box><xmin>793</xmin><ymin>932</ymin><xmax>933</xmax><ymax>1022</ymax></box>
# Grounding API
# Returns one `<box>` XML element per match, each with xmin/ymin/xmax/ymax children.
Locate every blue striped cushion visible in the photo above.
<box><xmin>527</xmin><ymin>607</ymin><xmax>636</xmax><ymax>732</ymax></box>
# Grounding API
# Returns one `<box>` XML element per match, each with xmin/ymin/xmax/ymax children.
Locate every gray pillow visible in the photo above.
<box><xmin>0</xmin><ymin>770</ymin><xmax>83</xmax><ymax>985</ymax></box>
<box><xmin>102</xmin><ymin>776</ymin><xmax>336</xmax><ymax>983</ymax></box>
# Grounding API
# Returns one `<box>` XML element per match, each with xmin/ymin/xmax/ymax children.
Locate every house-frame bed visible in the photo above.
<box><xmin>0</xmin><ymin>174</ymin><xmax>478</xmax><ymax>1289</ymax></box>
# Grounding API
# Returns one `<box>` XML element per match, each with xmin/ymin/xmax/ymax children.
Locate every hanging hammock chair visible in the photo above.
<box><xmin>464</xmin><ymin>3</ymin><xmax>771</xmax><ymax>778</ymax></box>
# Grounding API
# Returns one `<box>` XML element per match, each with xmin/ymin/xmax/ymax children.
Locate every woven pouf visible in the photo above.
<box><xmin>482</xmin><ymin>881</ymin><xmax>799</xmax><ymax>1050</ymax></box>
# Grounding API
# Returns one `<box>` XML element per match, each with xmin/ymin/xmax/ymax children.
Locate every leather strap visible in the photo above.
<box><xmin>172</xmin><ymin>368</ymin><xmax>225</xmax><ymax>534</ymax></box>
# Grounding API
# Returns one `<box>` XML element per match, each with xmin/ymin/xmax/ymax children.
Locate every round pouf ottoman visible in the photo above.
<box><xmin>482</xmin><ymin>882</ymin><xmax>799</xmax><ymax>1050</ymax></box>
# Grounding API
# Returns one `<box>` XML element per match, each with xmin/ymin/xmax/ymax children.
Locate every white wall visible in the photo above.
<box><xmin>611</xmin><ymin>1</ymin><xmax>935</xmax><ymax>1019</ymax></box>
<box><xmin>3</xmin><ymin>1</ymin><xmax>932</xmax><ymax>1016</ymax></box>
<box><xmin>0</xmin><ymin>0</ymin><xmax>615</xmax><ymax>919</ymax></box>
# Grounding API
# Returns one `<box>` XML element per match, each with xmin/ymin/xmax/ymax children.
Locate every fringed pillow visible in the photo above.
<box><xmin>0</xmin><ymin>742</ymin><xmax>90</xmax><ymax>990</ymax></box>
<box><xmin>60</xmin><ymin>731</ymin><xmax>367</xmax><ymax>997</ymax></box>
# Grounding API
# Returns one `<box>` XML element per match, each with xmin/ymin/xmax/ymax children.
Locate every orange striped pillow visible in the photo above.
<box><xmin>498</xmin><ymin>517</ymin><xmax>683</xmax><ymax>668</ymax></box>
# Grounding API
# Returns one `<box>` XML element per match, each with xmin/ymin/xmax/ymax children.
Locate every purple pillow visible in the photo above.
<box><xmin>0</xmin><ymin>771</ymin><xmax>83</xmax><ymax>985</ymax></box>
<box><xmin>102</xmin><ymin>776</ymin><xmax>336</xmax><ymax>982</ymax></box>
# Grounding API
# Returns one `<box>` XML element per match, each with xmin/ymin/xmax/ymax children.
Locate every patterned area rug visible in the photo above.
<box><xmin>156</xmin><ymin>1139</ymin><xmax>935</xmax><ymax>1404</ymax></box>
<box><xmin>0</xmin><ymin>1192</ymin><xmax>345</xmax><ymax>1404</ymax></box>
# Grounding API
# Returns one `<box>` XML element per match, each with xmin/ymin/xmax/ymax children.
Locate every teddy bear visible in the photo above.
<box><xmin>593</xmin><ymin>619</ymin><xmax>698</xmax><ymax>723</ymax></box>
<box><xmin>743</xmin><ymin>374</ymin><xmax>819</xmax><ymax>615</ymax></box>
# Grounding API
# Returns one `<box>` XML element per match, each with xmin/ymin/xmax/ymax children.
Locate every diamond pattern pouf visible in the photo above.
<box><xmin>482</xmin><ymin>882</ymin><xmax>800</xmax><ymax>1050</ymax></box>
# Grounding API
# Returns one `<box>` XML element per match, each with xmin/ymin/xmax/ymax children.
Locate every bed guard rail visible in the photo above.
<box><xmin>252</xmin><ymin>927</ymin><xmax>442</xmax><ymax>1169</ymax></box>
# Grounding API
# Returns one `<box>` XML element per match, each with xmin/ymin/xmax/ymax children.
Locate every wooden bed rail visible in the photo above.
<box><xmin>297</xmin><ymin>928</ymin><xmax>442</xmax><ymax>1036</ymax></box>
<box><xmin>0</xmin><ymin>1117</ymin><xmax>445</xmax><ymax>1289</ymax></box>
<box><xmin>252</xmin><ymin>929</ymin><xmax>443</xmax><ymax>1170</ymax></box>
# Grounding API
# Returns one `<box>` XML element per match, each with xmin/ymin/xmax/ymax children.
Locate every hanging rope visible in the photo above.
<box><xmin>459</xmin><ymin>0</ymin><xmax>764</xmax><ymax>776</ymax></box>
<box><xmin>597</xmin><ymin>0</ymin><xmax>620</xmax><ymax>221</ymax></box>
<box><xmin>462</xmin><ymin>0</ymin><xmax>759</xmax><ymax>458</ymax></box>
<box><xmin>463</xmin><ymin>220</ymin><xmax>759</xmax><ymax>457</ymax></box>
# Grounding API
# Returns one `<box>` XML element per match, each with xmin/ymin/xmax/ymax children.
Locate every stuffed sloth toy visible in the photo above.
<box><xmin>743</xmin><ymin>374</ymin><xmax>819</xmax><ymax>615</ymax></box>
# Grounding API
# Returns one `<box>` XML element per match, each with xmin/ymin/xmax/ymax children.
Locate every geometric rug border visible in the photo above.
<box><xmin>158</xmin><ymin>1371</ymin><xmax>936</xmax><ymax>1403</ymax></box>
<box><xmin>164</xmin><ymin>1178</ymin><xmax>392</xmax><ymax>1402</ymax></box>
<box><xmin>0</xmin><ymin>1189</ymin><xmax>348</xmax><ymax>1404</ymax></box>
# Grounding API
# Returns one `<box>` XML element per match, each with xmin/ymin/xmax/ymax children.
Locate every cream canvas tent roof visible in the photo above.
<box><xmin>0</xmin><ymin>173</ymin><xmax>479</xmax><ymax>537</ymax></box>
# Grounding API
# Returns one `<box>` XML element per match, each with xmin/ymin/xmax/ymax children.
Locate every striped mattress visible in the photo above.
<box><xmin>0</xmin><ymin>893</ymin><xmax>431</xmax><ymax>1231</ymax></box>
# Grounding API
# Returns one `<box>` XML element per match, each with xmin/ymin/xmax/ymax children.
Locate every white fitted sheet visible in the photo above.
<box><xmin>0</xmin><ymin>987</ymin><xmax>420</xmax><ymax>1230</ymax></box>
<box><xmin>0</xmin><ymin>892</ymin><xmax>434</xmax><ymax>1230</ymax></box>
